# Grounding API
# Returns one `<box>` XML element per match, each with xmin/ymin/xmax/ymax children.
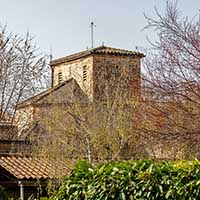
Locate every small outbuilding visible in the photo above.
<box><xmin>0</xmin><ymin>155</ymin><xmax>69</xmax><ymax>199</ymax></box>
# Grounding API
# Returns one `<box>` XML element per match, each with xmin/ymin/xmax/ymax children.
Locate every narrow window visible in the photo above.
<box><xmin>114</xmin><ymin>65</ymin><xmax>120</xmax><ymax>77</ymax></box>
<box><xmin>83</xmin><ymin>65</ymin><xmax>87</xmax><ymax>81</ymax></box>
<box><xmin>129</xmin><ymin>65</ymin><xmax>137</xmax><ymax>74</ymax></box>
<box><xmin>58</xmin><ymin>71</ymin><xmax>63</xmax><ymax>84</ymax></box>
<box><xmin>69</xmin><ymin>66</ymin><xmax>72</xmax><ymax>77</ymax></box>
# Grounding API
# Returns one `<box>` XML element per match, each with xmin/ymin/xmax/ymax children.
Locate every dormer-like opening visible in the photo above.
<box><xmin>58</xmin><ymin>71</ymin><xmax>63</xmax><ymax>84</ymax></box>
<box><xmin>83</xmin><ymin>65</ymin><xmax>87</xmax><ymax>82</ymax></box>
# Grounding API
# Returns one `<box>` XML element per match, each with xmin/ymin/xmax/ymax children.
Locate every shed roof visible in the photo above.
<box><xmin>50</xmin><ymin>45</ymin><xmax>145</xmax><ymax>66</ymax></box>
<box><xmin>0</xmin><ymin>156</ymin><xmax>69</xmax><ymax>179</ymax></box>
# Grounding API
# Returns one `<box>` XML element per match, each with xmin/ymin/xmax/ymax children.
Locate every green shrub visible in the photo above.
<box><xmin>51</xmin><ymin>159</ymin><xmax>200</xmax><ymax>200</ymax></box>
<box><xmin>0</xmin><ymin>185</ymin><xmax>9</xmax><ymax>200</ymax></box>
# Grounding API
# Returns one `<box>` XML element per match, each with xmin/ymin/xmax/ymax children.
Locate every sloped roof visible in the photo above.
<box><xmin>17</xmin><ymin>78</ymin><xmax>88</xmax><ymax>108</ymax></box>
<box><xmin>0</xmin><ymin>108</ymin><xmax>12</xmax><ymax>123</ymax></box>
<box><xmin>0</xmin><ymin>156</ymin><xmax>69</xmax><ymax>179</ymax></box>
<box><xmin>50</xmin><ymin>45</ymin><xmax>145</xmax><ymax>66</ymax></box>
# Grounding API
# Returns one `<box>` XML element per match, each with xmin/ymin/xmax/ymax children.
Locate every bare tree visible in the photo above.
<box><xmin>142</xmin><ymin>1</ymin><xmax>200</xmax><ymax>158</ymax></box>
<box><xmin>0</xmin><ymin>25</ymin><xmax>50</xmax><ymax>139</ymax></box>
<box><xmin>31</xmin><ymin>67</ymin><xmax>146</xmax><ymax>164</ymax></box>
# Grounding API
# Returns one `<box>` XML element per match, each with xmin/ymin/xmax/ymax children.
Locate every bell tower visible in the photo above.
<box><xmin>50</xmin><ymin>46</ymin><xmax>144</xmax><ymax>101</ymax></box>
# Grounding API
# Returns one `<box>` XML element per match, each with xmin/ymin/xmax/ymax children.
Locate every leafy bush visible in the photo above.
<box><xmin>0</xmin><ymin>185</ymin><xmax>8</xmax><ymax>200</ymax></box>
<box><xmin>51</xmin><ymin>159</ymin><xmax>200</xmax><ymax>200</ymax></box>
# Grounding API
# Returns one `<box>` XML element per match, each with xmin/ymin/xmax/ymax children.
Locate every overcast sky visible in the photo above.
<box><xmin>0</xmin><ymin>0</ymin><xmax>199</xmax><ymax>59</ymax></box>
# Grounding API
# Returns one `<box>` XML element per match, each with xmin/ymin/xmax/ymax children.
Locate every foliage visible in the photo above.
<box><xmin>34</xmin><ymin>97</ymin><xmax>146</xmax><ymax>163</ymax></box>
<box><xmin>51</xmin><ymin>159</ymin><xmax>200</xmax><ymax>200</ymax></box>
<box><xmin>27</xmin><ymin>195</ymin><xmax>49</xmax><ymax>200</ymax></box>
<box><xmin>0</xmin><ymin>185</ymin><xmax>8</xmax><ymax>200</ymax></box>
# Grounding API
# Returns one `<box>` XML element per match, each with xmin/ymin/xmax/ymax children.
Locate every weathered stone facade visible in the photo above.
<box><xmin>52</xmin><ymin>56</ymin><xmax>94</xmax><ymax>99</ymax></box>
<box><xmin>10</xmin><ymin>46</ymin><xmax>200</xmax><ymax>161</ymax></box>
<box><xmin>15</xmin><ymin>106</ymin><xmax>35</xmax><ymax>135</ymax></box>
<box><xmin>93</xmin><ymin>54</ymin><xmax>141</xmax><ymax>101</ymax></box>
<box><xmin>50</xmin><ymin>46</ymin><xmax>144</xmax><ymax>102</ymax></box>
<box><xmin>15</xmin><ymin>46</ymin><xmax>145</xmax><ymax>158</ymax></box>
<box><xmin>16</xmin><ymin>78</ymin><xmax>88</xmax><ymax>135</ymax></box>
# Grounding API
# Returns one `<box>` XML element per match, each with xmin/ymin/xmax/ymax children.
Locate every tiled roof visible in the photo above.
<box><xmin>0</xmin><ymin>156</ymin><xmax>69</xmax><ymax>179</ymax></box>
<box><xmin>93</xmin><ymin>46</ymin><xmax>144</xmax><ymax>56</ymax></box>
<box><xmin>16</xmin><ymin>80</ymin><xmax>68</xmax><ymax>108</ymax></box>
<box><xmin>50</xmin><ymin>46</ymin><xmax>145</xmax><ymax>66</ymax></box>
<box><xmin>17</xmin><ymin>78</ymin><xmax>88</xmax><ymax>108</ymax></box>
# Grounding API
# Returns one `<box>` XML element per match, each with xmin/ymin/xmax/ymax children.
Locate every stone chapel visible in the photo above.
<box><xmin>16</xmin><ymin>45</ymin><xmax>144</xmax><ymax>133</ymax></box>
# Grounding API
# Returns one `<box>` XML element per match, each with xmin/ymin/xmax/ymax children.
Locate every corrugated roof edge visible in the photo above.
<box><xmin>50</xmin><ymin>45</ymin><xmax>145</xmax><ymax>66</ymax></box>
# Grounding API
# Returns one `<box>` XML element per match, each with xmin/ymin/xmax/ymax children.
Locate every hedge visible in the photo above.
<box><xmin>51</xmin><ymin>159</ymin><xmax>200</xmax><ymax>200</ymax></box>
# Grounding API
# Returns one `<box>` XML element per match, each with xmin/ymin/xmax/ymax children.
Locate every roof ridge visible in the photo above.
<box><xmin>50</xmin><ymin>45</ymin><xmax>144</xmax><ymax>66</ymax></box>
<box><xmin>17</xmin><ymin>78</ymin><xmax>76</xmax><ymax>108</ymax></box>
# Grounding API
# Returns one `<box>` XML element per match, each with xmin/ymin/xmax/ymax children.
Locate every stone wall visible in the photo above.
<box><xmin>52</xmin><ymin>54</ymin><xmax>141</xmax><ymax>102</ymax></box>
<box><xmin>53</xmin><ymin>56</ymin><xmax>94</xmax><ymax>99</ymax></box>
<box><xmin>93</xmin><ymin>54</ymin><xmax>141</xmax><ymax>101</ymax></box>
<box><xmin>0</xmin><ymin>124</ymin><xmax>18</xmax><ymax>140</ymax></box>
<box><xmin>15</xmin><ymin>106</ymin><xmax>36</xmax><ymax>135</ymax></box>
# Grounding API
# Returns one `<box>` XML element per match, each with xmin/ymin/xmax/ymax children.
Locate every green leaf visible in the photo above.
<box><xmin>165</xmin><ymin>189</ymin><xmax>173</xmax><ymax>199</ymax></box>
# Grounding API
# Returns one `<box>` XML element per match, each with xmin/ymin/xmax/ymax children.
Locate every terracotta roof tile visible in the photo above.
<box><xmin>50</xmin><ymin>45</ymin><xmax>145</xmax><ymax>66</ymax></box>
<box><xmin>0</xmin><ymin>156</ymin><xmax>69</xmax><ymax>179</ymax></box>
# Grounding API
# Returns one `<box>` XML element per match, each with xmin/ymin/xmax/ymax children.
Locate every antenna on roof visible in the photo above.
<box><xmin>90</xmin><ymin>21</ymin><xmax>95</xmax><ymax>48</ymax></box>
<box><xmin>50</xmin><ymin>46</ymin><xmax>53</xmax><ymax>61</ymax></box>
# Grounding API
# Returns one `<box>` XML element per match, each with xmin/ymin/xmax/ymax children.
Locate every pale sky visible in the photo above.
<box><xmin>0</xmin><ymin>0</ymin><xmax>199</xmax><ymax>59</ymax></box>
